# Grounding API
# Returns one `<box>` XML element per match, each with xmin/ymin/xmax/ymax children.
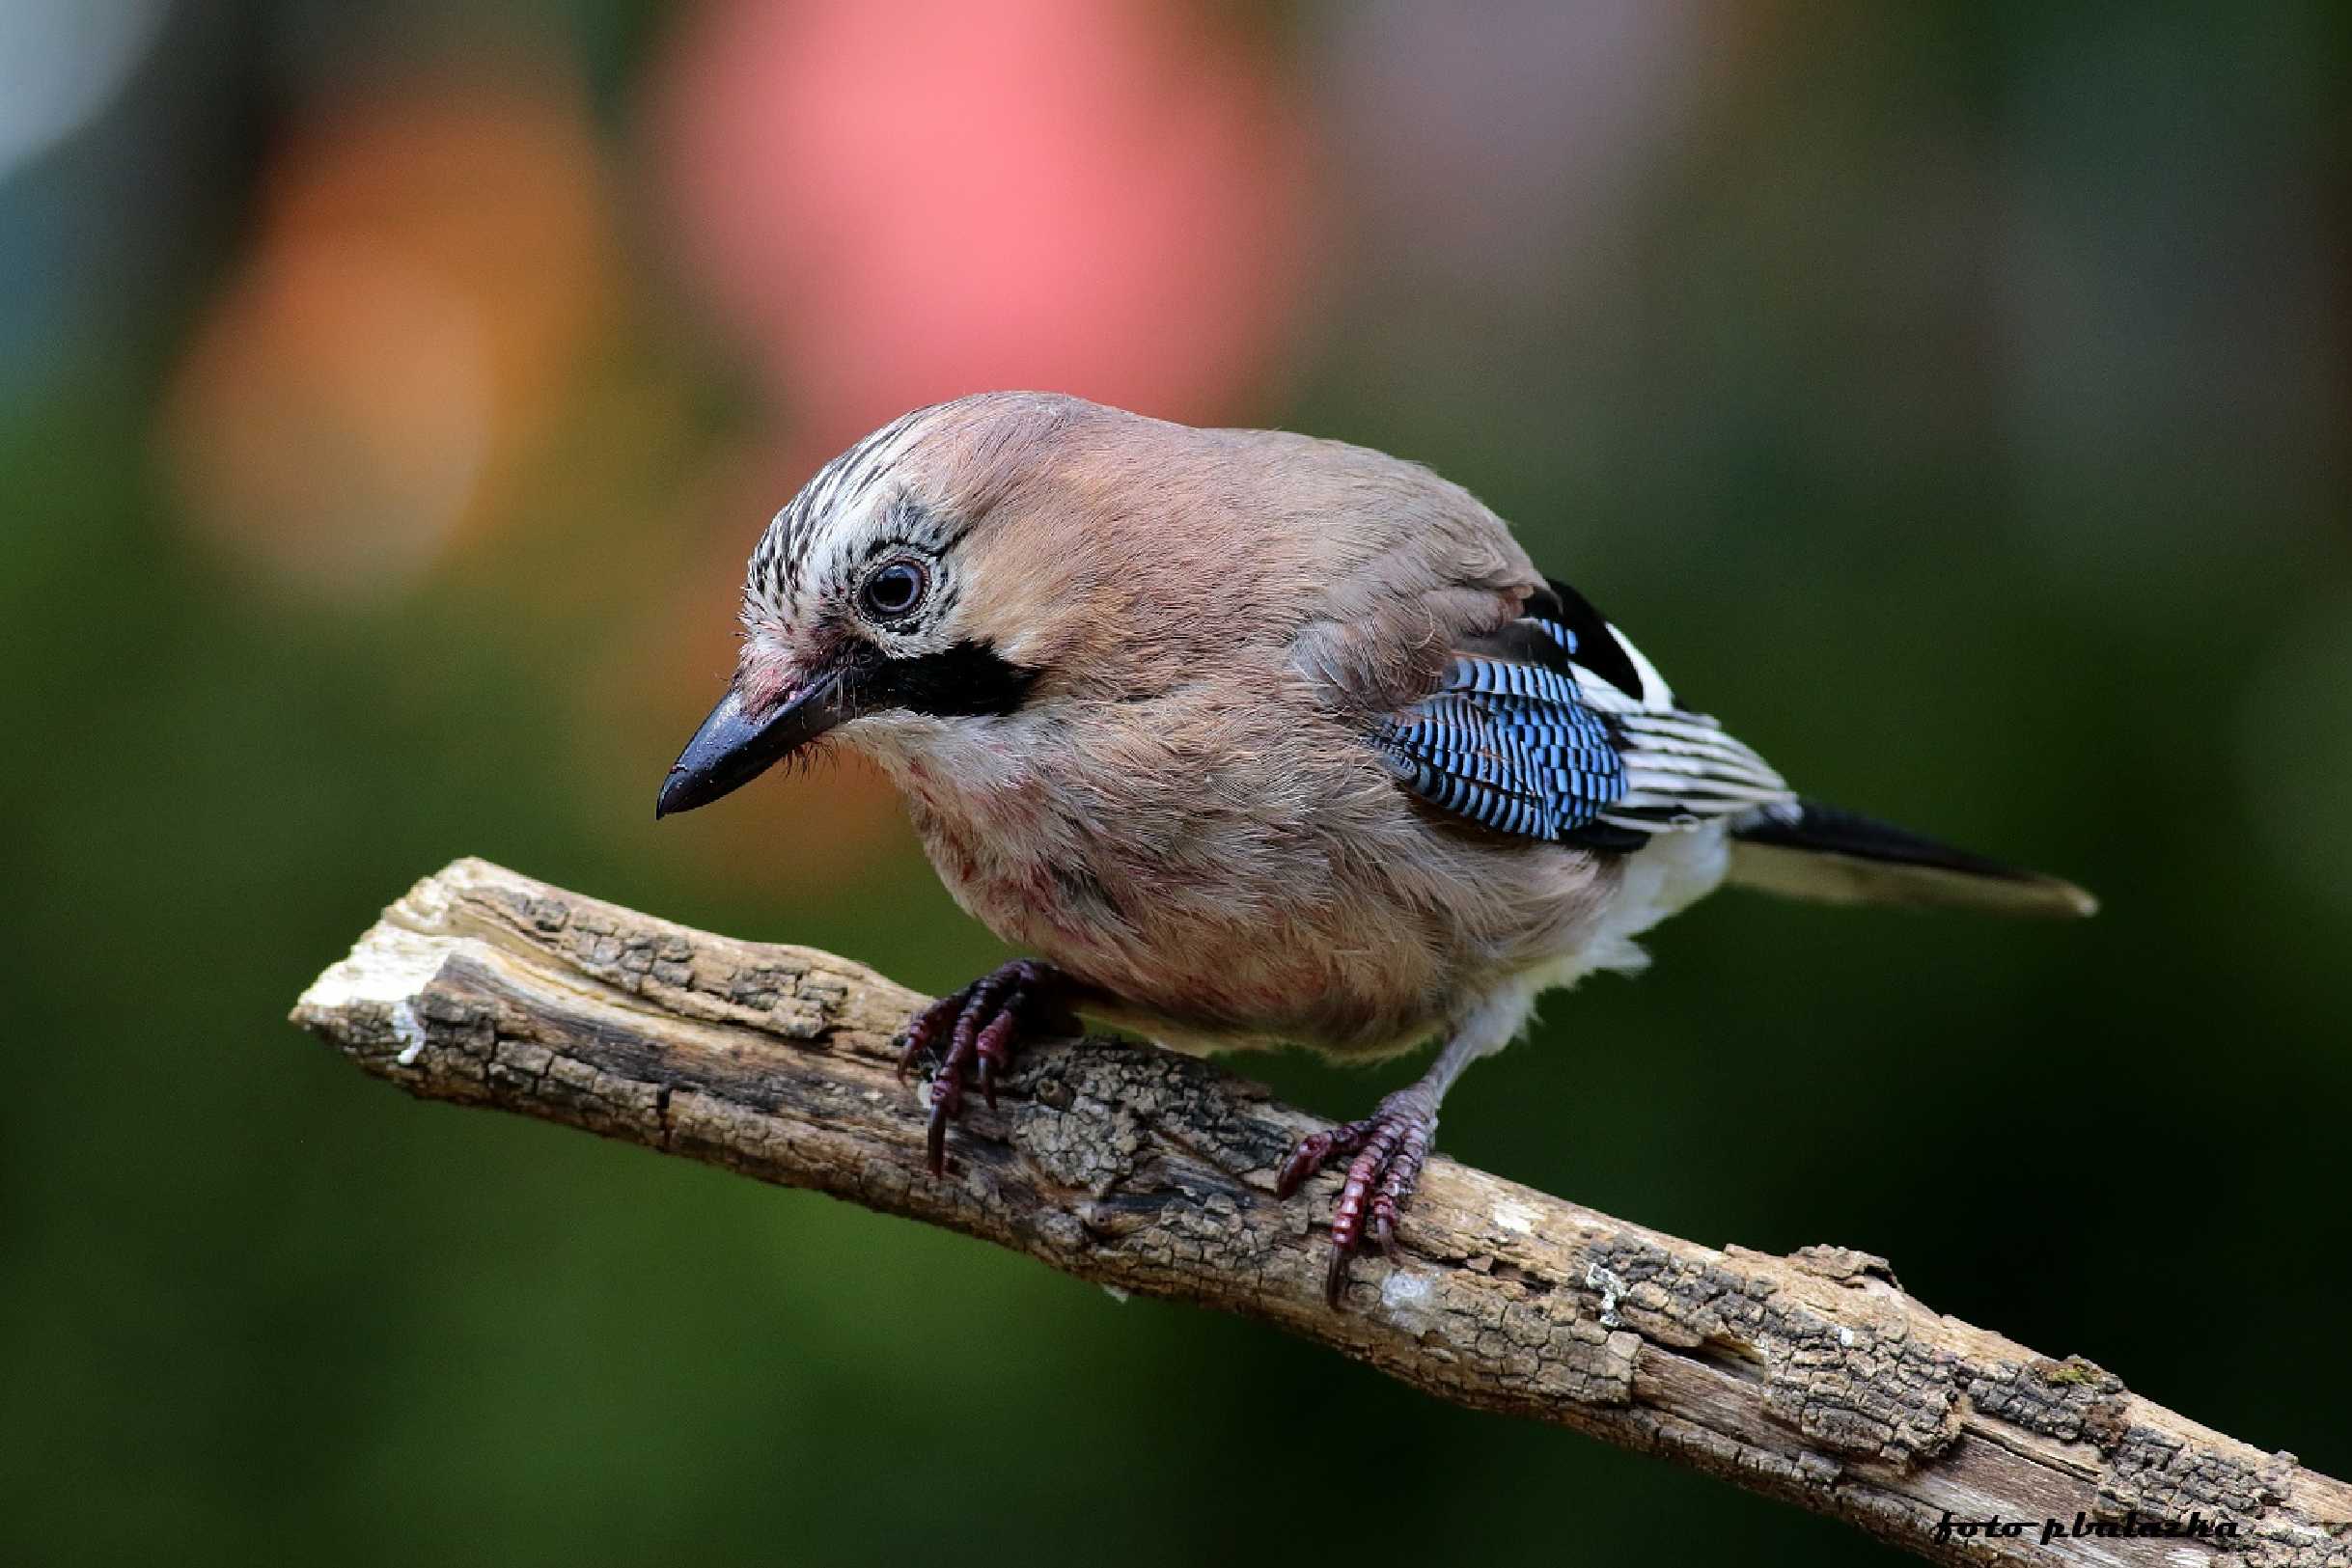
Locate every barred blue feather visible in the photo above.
<box><xmin>1373</xmin><ymin>578</ymin><xmax>1791</xmax><ymax>848</ymax></box>
<box><xmin>1373</xmin><ymin>591</ymin><xmax>1631</xmax><ymax>842</ymax></box>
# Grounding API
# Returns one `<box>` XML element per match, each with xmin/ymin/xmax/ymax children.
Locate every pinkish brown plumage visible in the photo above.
<box><xmin>659</xmin><ymin>391</ymin><xmax>2093</xmax><ymax>1304</ymax></box>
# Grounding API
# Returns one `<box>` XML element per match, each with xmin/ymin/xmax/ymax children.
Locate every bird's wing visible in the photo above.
<box><xmin>1372</xmin><ymin>578</ymin><xmax>1794</xmax><ymax>848</ymax></box>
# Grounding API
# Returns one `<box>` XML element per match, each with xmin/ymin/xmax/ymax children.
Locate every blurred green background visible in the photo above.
<box><xmin>5</xmin><ymin>2</ymin><xmax>2347</xmax><ymax>1563</ymax></box>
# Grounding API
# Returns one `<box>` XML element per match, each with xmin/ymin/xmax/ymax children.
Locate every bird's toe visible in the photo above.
<box><xmin>1281</xmin><ymin>1095</ymin><xmax>1438</xmax><ymax>1307</ymax></box>
<box><xmin>900</xmin><ymin>959</ymin><xmax>1074</xmax><ymax>1174</ymax></box>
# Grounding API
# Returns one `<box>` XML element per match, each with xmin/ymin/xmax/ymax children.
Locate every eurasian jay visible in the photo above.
<box><xmin>658</xmin><ymin>392</ymin><xmax>2092</xmax><ymax>1304</ymax></box>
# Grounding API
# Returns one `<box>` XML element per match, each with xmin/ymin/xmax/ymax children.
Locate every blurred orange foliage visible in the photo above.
<box><xmin>162</xmin><ymin>77</ymin><xmax>619</xmax><ymax>600</ymax></box>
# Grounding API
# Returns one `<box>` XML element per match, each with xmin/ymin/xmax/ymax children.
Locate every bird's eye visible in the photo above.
<box><xmin>860</xmin><ymin>559</ymin><xmax>928</xmax><ymax>620</ymax></box>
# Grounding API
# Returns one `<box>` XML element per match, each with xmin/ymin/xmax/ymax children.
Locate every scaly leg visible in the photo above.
<box><xmin>1277</xmin><ymin>985</ymin><xmax>1535</xmax><ymax>1306</ymax></box>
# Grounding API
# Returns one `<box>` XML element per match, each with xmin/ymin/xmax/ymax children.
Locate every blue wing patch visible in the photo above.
<box><xmin>1374</xmin><ymin>646</ymin><xmax>1631</xmax><ymax>844</ymax></box>
<box><xmin>1374</xmin><ymin>581</ymin><xmax>1789</xmax><ymax>847</ymax></box>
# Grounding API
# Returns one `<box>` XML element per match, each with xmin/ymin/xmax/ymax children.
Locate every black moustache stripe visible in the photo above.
<box><xmin>855</xmin><ymin>640</ymin><xmax>1040</xmax><ymax>719</ymax></box>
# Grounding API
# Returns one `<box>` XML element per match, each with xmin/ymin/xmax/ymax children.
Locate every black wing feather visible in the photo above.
<box><xmin>1528</xmin><ymin>577</ymin><xmax>1646</xmax><ymax>701</ymax></box>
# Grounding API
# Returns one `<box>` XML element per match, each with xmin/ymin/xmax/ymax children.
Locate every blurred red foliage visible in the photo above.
<box><xmin>652</xmin><ymin>0</ymin><xmax>1322</xmax><ymax>450</ymax></box>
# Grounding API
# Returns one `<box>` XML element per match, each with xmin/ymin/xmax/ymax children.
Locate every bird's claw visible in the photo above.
<box><xmin>896</xmin><ymin>959</ymin><xmax>1070</xmax><ymax>1175</ymax></box>
<box><xmin>1277</xmin><ymin>1093</ymin><xmax>1437</xmax><ymax>1307</ymax></box>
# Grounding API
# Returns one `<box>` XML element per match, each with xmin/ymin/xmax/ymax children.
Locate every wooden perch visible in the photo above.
<box><xmin>293</xmin><ymin>858</ymin><xmax>2347</xmax><ymax>1567</ymax></box>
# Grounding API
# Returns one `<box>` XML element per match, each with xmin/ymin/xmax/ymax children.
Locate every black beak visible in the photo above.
<box><xmin>655</xmin><ymin>666</ymin><xmax>849</xmax><ymax>818</ymax></box>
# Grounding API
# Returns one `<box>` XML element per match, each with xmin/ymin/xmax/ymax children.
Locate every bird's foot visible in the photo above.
<box><xmin>897</xmin><ymin>959</ymin><xmax>1078</xmax><ymax>1174</ymax></box>
<box><xmin>1276</xmin><ymin>1089</ymin><xmax>1439</xmax><ymax>1307</ymax></box>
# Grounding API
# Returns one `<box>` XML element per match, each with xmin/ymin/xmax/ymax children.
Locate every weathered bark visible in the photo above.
<box><xmin>293</xmin><ymin>858</ymin><xmax>2348</xmax><ymax>1567</ymax></box>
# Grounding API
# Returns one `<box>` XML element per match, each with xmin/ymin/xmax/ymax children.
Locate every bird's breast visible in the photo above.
<box><xmin>867</xmin><ymin>720</ymin><xmax>1474</xmax><ymax>1054</ymax></box>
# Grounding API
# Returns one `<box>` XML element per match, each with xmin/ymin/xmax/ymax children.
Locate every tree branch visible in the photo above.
<box><xmin>293</xmin><ymin>858</ymin><xmax>2347</xmax><ymax>1567</ymax></box>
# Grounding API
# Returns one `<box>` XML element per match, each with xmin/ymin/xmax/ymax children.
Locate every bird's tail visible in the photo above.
<box><xmin>1726</xmin><ymin>800</ymin><xmax>2096</xmax><ymax>919</ymax></box>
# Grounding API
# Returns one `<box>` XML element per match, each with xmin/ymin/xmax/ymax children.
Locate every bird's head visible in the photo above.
<box><xmin>656</xmin><ymin>392</ymin><xmax>1116</xmax><ymax>817</ymax></box>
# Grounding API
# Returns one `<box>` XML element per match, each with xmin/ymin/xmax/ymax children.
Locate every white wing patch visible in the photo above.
<box><xmin>1571</xmin><ymin>622</ymin><xmax>1794</xmax><ymax>832</ymax></box>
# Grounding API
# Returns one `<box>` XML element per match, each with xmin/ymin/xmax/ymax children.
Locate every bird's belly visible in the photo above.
<box><xmin>1535</xmin><ymin>824</ymin><xmax>1731</xmax><ymax>986</ymax></box>
<box><xmin>901</xmin><ymin>808</ymin><xmax>1449</xmax><ymax>1057</ymax></box>
<box><xmin>966</xmin><ymin>859</ymin><xmax>1447</xmax><ymax>1057</ymax></box>
<box><xmin>877</xmin><ymin>737</ymin><xmax>1693</xmax><ymax>1059</ymax></box>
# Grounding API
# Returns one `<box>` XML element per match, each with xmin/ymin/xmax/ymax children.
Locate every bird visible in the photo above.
<box><xmin>656</xmin><ymin>391</ymin><xmax>2094</xmax><ymax>1305</ymax></box>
